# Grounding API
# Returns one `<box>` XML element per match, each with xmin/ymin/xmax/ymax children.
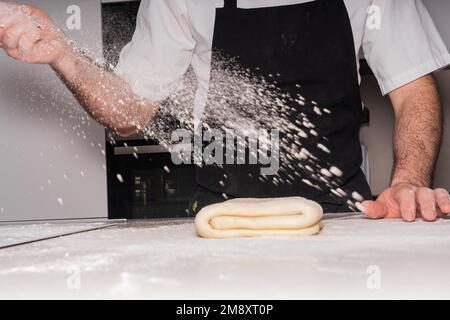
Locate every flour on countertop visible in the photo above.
<box><xmin>1</xmin><ymin>218</ymin><xmax>450</xmax><ymax>299</ymax></box>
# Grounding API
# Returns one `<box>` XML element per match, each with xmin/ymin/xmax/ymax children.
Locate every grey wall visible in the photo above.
<box><xmin>0</xmin><ymin>0</ymin><xmax>107</xmax><ymax>222</ymax></box>
<box><xmin>361</xmin><ymin>0</ymin><xmax>450</xmax><ymax>195</ymax></box>
<box><xmin>424</xmin><ymin>0</ymin><xmax>450</xmax><ymax>47</ymax></box>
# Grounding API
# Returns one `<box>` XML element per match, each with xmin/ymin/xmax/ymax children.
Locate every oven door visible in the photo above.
<box><xmin>106</xmin><ymin>139</ymin><xmax>196</xmax><ymax>219</ymax></box>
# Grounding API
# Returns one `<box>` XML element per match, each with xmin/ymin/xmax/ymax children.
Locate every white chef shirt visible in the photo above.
<box><xmin>115</xmin><ymin>0</ymin><xmax>450</xmax><ymax>115</ymax></box>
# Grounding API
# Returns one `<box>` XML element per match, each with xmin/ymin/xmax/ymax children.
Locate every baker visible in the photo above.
<box><xmin>0</xmin><ymin>0</ymin><xmax>449</xmax><ymax>221</ymax></box>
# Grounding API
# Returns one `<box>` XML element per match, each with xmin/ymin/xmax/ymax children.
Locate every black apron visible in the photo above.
<box><xmin>190</xmin><ymin>0</ymin><xmax>372</xmax><ymax>213</ymax></box>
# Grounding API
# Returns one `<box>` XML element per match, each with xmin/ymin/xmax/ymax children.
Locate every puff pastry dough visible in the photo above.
<box><xmin>195</xmin><ymin>197</ymin><xmax>323</xmax><ymax>238</ymax></box>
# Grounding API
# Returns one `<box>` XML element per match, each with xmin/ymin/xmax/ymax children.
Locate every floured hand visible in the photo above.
<box><xmin>0</xmin><ymin>2</ymin><xmax>69</xmax><ymax>66</ymax></box>
<box><xmin>362</xmin><ymin>183</ymin><xmax>450</xmax><ymax>222</ymax></box>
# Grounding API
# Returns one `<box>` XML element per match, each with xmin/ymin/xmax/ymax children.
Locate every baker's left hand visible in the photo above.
<box><xmin>362</xmin><ymin>183</ymin><xmax>450</xmax><ymax>222</ymax></box>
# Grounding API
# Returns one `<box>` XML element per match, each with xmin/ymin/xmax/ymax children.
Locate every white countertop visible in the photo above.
<box><xmin>0</xmin><ymin>216</ymin><xmax>449</xmax><ymax>299</ymax></box>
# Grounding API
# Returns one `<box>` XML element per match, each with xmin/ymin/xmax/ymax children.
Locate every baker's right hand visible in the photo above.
<box><xmin>0</xmin><ymin>2</ymin><xmax>69</xmax><ymax>66</ymax></box>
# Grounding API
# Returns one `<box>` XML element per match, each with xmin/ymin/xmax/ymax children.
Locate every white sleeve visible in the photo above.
<box><xmin>114</xmin><ymin>0</ymin><xmax>195</xmax><ymax>102</ymax></box>
<box><xmin>362</xmin><ymin>0</ymin><xmax>450</xmax><ymax>95</ymax></box>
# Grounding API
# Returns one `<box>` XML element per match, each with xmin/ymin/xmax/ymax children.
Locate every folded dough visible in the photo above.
<box><xmin>194</xmin><ymin>197</ymin><xmax>323</xmax><ymax>238</ymax></box>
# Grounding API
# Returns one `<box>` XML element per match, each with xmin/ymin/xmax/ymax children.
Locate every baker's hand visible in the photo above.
<box><xmin>362</xmin><ymin>183</ymin><xmax>450</xmax><ymax>222</ymax></box>
<box><xmin>0</xmin><ymin>2</ymin><xmax>68</xmax><ymax>66</ymax></box>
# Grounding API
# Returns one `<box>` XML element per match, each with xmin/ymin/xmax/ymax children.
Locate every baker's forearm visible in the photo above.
<box><xmin>364</xmin><ymin>76</ymin><xmax>450</xmax><ymax>222</ymax></box>
<box><xmin>390</xmin><ymin>76</ymin><xmax>442</xmax><ymax>187</ymax></box>
<box><xmin>0</xmin><ymin>2</ymin><xmax>158</xmax><ymax>136</ymax></box>
<box><xmin>51</xmin><ymin>45</ymin><xmax>158</xmax><ymax>136</ymax></box>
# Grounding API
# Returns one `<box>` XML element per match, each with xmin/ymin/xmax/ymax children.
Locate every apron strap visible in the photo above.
<box><xmin>224</xmin><ymin>0</ymin><xmax>237</xmax><ymax>10</ymax></box>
